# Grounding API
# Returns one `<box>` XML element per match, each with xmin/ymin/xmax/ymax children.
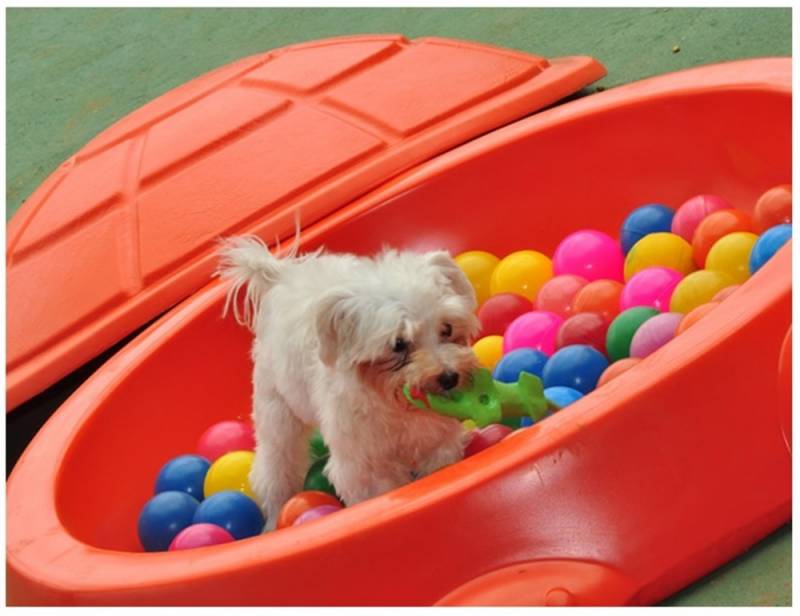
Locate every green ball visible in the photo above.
<box><xmin>303</xmin><ymin>456</ymin><xmax>337</xmax><ymax>496</ymax></box>
<box><xmin>606</xmin><ymin>307</ymin><xmax>660</xmax><ymax>361</ymax></box>
<box><xmin>308</xmin><ymin>430</ymin><xmax>329</xmax><ymax>462</ymax></box>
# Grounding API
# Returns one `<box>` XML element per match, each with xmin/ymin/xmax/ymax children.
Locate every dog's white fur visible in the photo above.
<box><xmin>216</xmin><ymin>236</ymin><xmax>480</xmax><ymax>529</ymax></box>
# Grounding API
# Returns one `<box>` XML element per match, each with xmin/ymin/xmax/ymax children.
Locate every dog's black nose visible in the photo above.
<box><xmin>437</xmin><ymin>371</ymin><xmax>460</xmax><ymax>391</ymax></box>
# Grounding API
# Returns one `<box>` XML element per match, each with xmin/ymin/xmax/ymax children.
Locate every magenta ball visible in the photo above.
<box><xmin>620</xmin><ymin>267</ymin><xmax>683</xmax><ymax>312</ymax></box>
<box><xmin>197</xmin><ymin>420</ymin><xmax>256</xmax><ymax>462</ymax></box>
<box><xmin>503</xmin><ymin>311</ymin><xmax>564</xmax><ymax>355</ymax></box>
<box><xmin>293</xmin><ymin>504</ymin><xmax>342</xmax><ymax>526</ymax></box>
<box><xmin>629</xmin><ymin>312</ymin><xmax>683</xmax><ymax>358</ymax></box>
<box><xmin>553</xmin><ymin>230</ymin><xmax>624</xmax><ymax>282</ymax></box>
<box><xmin>168</xmin><ymin>523</ymin><xmax>235</xmax><ymax>551</ymax></box>
<box><xmin>671</xmin><ymin>194</ymin><xmax>732</xmax><ymax>241</ymax></box>
<box><xmin>535</xmin><ymin>275</ymin><xmax>588</xmax><ymax>318</ymax></box>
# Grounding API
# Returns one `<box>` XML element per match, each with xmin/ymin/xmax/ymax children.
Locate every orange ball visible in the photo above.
<box><xmin>276</xmin><ymin>491</ymin><xmax>342</xmax><ymax>529</ymax></box>
<box><xmin>754</xmin><ymin>184</ymin><xmax>791</xmax><ymax>232</ymax></box>
<box><xmin>571</xmin><ymin>279</ymin><xmax>624</xmax><ymax>322</ymax></box>
<box><xmin>675</xmin><ymin>302</ymin><xmax>719</xmax><ymax>336</ymax></box>
<box><xmin>597</xmin><ymin>357</ymin><xmax>642</xmax><ymax>387</ymax></box>
<box><xmin>711</xmin><ymin>285</ymin><xmax>739</xmax><ymax>302</ymax></box>
<box><xmin>691</xmin><ymin>209</ymin><xmax>754</xmax><ymax>267</ymax></box>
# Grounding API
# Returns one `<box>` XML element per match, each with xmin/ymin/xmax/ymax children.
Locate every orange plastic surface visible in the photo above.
<box><xmin>6</xmin><ymin>35</ymin><xmax>605</xmax><ymax>411</ymax></box>
<box><xmin>7</xmin><ymin>58</ymin><xmax>790</xmax><ymax>606</ymax></box>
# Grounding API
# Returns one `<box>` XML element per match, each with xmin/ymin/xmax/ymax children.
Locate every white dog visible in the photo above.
<box><xmin>217</xmin><ymin>236</ymin><xmax>480</xmax><ymax>529</ymax></box>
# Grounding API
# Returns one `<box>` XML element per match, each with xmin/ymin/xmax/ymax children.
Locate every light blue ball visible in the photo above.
<box><xmin>493</xmin><ymin>348</ymin><xmax>549</xmax><ymax>383</ymax></box>
<box><xmin>155</xmin><ymin>454</ymin><xmax>210</xmax><ymax>500</ymax></box>
<box><xmin>620</xmin><ymin>204</ymin><xmax>676</xmax><ymax>254</ymax></box>
<box><xmin>544</xmin><ymin>386</ymin><xmax>584</xmax><ymax>409</ymax></box>
<box><xmin>749</xmin><ymin>224</ymin><xmax>792</xmax><ymax>274</ymax></box>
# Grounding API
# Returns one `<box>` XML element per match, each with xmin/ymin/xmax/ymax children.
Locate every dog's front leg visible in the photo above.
<box><xmin>415</xmin><ymin>425</ymin><xmax>466</xmax><ymax>478</ymax></box>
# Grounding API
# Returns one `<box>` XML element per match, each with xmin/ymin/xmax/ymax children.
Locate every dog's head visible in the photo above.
<box><xmin>315</xmin><ymin>249</ymin><xmax>480</xmax><ymax>405</ymax></box>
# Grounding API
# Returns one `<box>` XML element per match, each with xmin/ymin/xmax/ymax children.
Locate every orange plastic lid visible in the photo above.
<box><xmin>6</xmin><ymin>35</ymin><xmax>605</xmax><ymax>410</ymax></box>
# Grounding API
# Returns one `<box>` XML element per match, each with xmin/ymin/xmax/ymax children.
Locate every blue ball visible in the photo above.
<box><xmin>544</xmin><ymin>386</ymin><xmax>584</xmax><ymax>409</ymax></box>
<box><xmin>193</xmin><ymin>491</ymin><xmax>264</xmax><ymax>540</ymax></box>
<box><xmin>749</xmin><ymin>223</ymin><xmax>792</xmax><ymax>274</ymax></box>
<box><xmin>542</xmin><ymin>345</ymin><xmax>609</xmax><ymax>394</ymax></box>
<box><xmin>620</xmin><ymin>204</ymin><xmax>676</xmax><ymax>254</ymax></box>
<box><xmin>138</xmin><ymin>491</ymin><xmax>200</xmax><ymax>552</ymax></box>
<box><xmin>493</xmin><ymin>348</ymin><xmax>549</xmax><ymax>383</ymax></box>
<box><xmin>155</xmin><ymin>454</ymin><xmax>210</xmax><ymax>499</ymax></box>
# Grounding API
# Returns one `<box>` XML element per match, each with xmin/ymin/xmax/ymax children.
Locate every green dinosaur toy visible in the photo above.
<box><xmin>403</xmin><ymin>368</ymin><xmax>549</xmax><ymax>428</ymax></box>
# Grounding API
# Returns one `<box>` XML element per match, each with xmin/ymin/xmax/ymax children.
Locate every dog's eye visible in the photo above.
<box><xmin>440</xmin><ymin>323</ymin><xmax>453</xmax><ymax>339</ymax></box>
<box><xmin>393</xmin><ymin>338</ymin><xmax>409</xmax><ymax>353</ymax></box>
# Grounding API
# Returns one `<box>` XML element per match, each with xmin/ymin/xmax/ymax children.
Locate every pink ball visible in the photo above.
<box><xmin>553</xmin><ymin>230</ymin><xmax>624</xmax><ymax>282</ymax></box>
<box><xmin>629</xmin><ymin>312</ymin><xmax>683</xmax><ymax>358</ymax></box>
<box><xmin>620</xmin><ymin>267</ymin><xmax>683</xmax><ymax>312</ymax></box>
<box><xmin>464</xmin><ymin>424</ymin><xmax>514</xmax><ymax>457</ymax></box>
<box><xmin>671</xmin><ymin>194</ymin><xmax>732</xmax><ymax>241</ymax></box>
<box><xmin>293</xmin><ymin>504</ymin><xmax>342</xmax><ymax>526</ymax></box>
<box><xmin>168</xmin><ymin>523</ymin><xmax>235</xmax><ymax>551</ymax></box>
<box><xmin>535</xmin><ymin>275</ymin><xmax>588</xmax><ymax>318</ymax></box>
<box><xmin>197</xmin><ymin>420</ymin><xmax>256</xmax><ymax>462</ymax></box>
<box><xmin>502</xmin><ymin>311</ymin><xmax>564</xmax><ymax>355</ymax></box>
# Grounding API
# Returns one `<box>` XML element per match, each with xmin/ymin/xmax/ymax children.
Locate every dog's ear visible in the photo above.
<box><xmin>425</xmin><ymin>251</ymin><xmax>477</xmax><ymax>310</ymax></box>
<box><xmin>315</xmin><ymin>288</ymin><xmax>364</xmax><ymax>367</ymax></box>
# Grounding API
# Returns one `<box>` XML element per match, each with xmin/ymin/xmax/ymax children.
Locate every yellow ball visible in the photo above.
<box><xmin>490</xmin><ymin>250</ymin><xmax>553</xmax><ymax>301</ymax></box>
<box><xmin>624</xmin><ymin>232</ymin><xmax>697</xmax><ymax>280</ymax></box>
<box><xmin>472</xmin><ymin>335</ymin><xmax>504</xmax><ymax>370</ymax></box>
<box><xmin>670</xmin><ymin>270</ymin><xmax>735</xmax><ymax>314</ymax></box>
<box><xmin>462</xmin><ymin>419</ymin><xmax>478</xmax><ymax>431</ymax></box>
<box><xmin>705</xmin><ymin>232</ymin><xmax>759</xmax><ymax>284</ymax></box>
<box><xmin>203</xmin><ymin>450</ymin><xmax>255</xmax><ymax>499</ymax></box>
<box><xmin>454</xmin><ymin>250</ymin><xmax>500</xmax><ymax>306</ymax></box>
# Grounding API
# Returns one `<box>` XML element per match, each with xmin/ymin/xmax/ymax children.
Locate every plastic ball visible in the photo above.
<box><xmin>155</xmin><ymin>455</ymin><xmax>210</xmax><ymax>500</ymax></box>
<box><xmin>535</xmin><ymin>275</ymin><xmax>588</xmax><ymax>317</ymax></box>
<box><xmin>304</xmin><ymin>457</ymin><xmax>337</xmax><ymax>496</ymax></box>
<box><xmin>502</xmin><ymin>311</ymin><xmax>564</xmax><ymax>355</ymax></box>
<box><xmin>620</xmin><ymin>267</ymin><xmax>683</xmax><ymax>312</ymax></box>
<box><xmin>629</xmin><ymin>312</ymin><xmax>683</xmax><ymax>358</ymax></box>
<box><xmin>476</xmin><ymin>293</ymin><xmax>532</xmax><ymax>336</ymax></box>
<box><xmin>669</xmin><ymin>270</ymin><xmax>735</xmax><ymax>314</ymax></box>
<box><xmin>168</xmin><ymin>523</ymin><xmax>235</xmax><ymax>551</ymax></box>
<box><xmin>472</xmin><ymin>336</ymin><xmax>504</xmax><ymax>371</ymax></box>
<box><xmin>556</xmin><ymin>312</ymin><xmax>609</xmax><ymax>355</ymax></box>
<box><xmin>606</xmin><ymin>307</ymin><xmax>660</xmax><ymax>361</ymax></box>
<box><xmin>754</xmin><ymin>184</ymin><xmax>791</xmax><ymax>232</ymax></box>
<box><xmin>691</xmin><ymin>209</ymin><xmax>754</xmax><ymax>267</ymax></box>
<box><xmin>552</xmin><ymin>230</ymin><xmax>624</xmax><ymax>281</ymax></box>
<box><xmin>464</xmin><ymin>424</ymin><xmax>513</xmax><ymax>457</ymax></box>
<box><xmin>204</xmin><ymin>450</ymin><xmax>255</xmax><ymax>499</ymax></box>
<box><xmin>712</xmin><ymin>285</ymin><xmax>739</xmax><ymax>302</ymax></box>
<box><xmin>597</xmin><ymin>357</ymin><xmax>642</xmax><ymax>387</ymax></box>
<box><xmin>492</xmin><ymin>348</ymin><xmax>549</xmax><ymax>383</ymax></box>
<box><xmin>193</xmin><ymin>490</ymin><xmax>264</xmax><ymax>540</ymax></box>
<box><xmin>542</xmin><ymin>344</ymin><xmax>609</xmax><ymax>394</ymax></box>
<box><xmin>749</xmin><ymin>224</ymin><xmax>792</xmax><ymax>274</ymax></box>
<box><xmin>138</xmin><ymin>491</ymin><xmax>200</xmax><ymax>552</ymax></box>
<box><xmin>308</xmin><ymin>430</ymin><xmax>329</xmax><ymax>462</ymax></box>
<box><xmin>675</xmin><ymin>302</ymin><xmax>719</xmax><ymax>336</ymax></box>
<box><xmin>294</xmin><ymin>504</ymin><xmax>342</xmax><ymax>526</ymax></box>
<box><xmin>490</xmin><ymin>250</ymin><xmax>553</xmax><ymax>301</ymax></box>
<box><xmin>462</xmin><ymin>419</ymin><xmax>478</xmax><ymax>431</ymax></box>
<box><xmin>705</xmin><ymin>231</ymin><xmax>759</xmax><ymax>284</ymax></box>
<box><xmin>671</xmin><ymin>194</ymin><xmax>733</xmax><ymax>241</ymax></box>
<box><xmin>624</xmin><ymin>232</ymin><xmax>696</xmax><ymax>280</ymax></box>
<box><xmin>620</xmin><ymin>203</ymin><xmax>676</xmax><ymax>254</ymax></box>
<box><xmin>571</xmin><ymin>279</ymin><xmax>624</xmax><ymax>322</ymax></box>
<box><xmin>544</xmin><ymin>386</ymin><xmax>584</xmax><ymax>409</ymax></box>
<box><xmin>454</xmin><ymin>250</ymin><xmax>500</xmax><ymax>306</ymax></box>
<box><xmin>196</xmin><ymin>420</ymin><xmax>255</xmax><ymax>462</ymax></box>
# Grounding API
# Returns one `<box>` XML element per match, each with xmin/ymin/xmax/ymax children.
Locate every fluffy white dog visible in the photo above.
<box><xmin>217</xmin><ymin>236</ymin><xmax>480</xmax><ymax>529</ymax></box>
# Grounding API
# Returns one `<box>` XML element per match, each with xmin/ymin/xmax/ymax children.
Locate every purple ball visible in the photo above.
<box><xmin>629</xmin><ymin>312</ymin><xmax>683</xmax><ymax>358</ymax></box>
<box><xmin>293</xmin><ymin>504</ymin><xmax>342</xmax><ymax>526</ymax></box>
<box><xmin>553</xmin><ymin>230</ymin><xmax>624</xmax><ymax>282</ymax></box>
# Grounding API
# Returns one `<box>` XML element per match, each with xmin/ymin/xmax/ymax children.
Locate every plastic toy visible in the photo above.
<box><xmin>669</xmin><ymin>270</ymin><xmax>734</xmax><ymax>314</ymax></box>
<box><xmin>624</xmin><ymin>232</ymin><xmax>696</xmax><ymax>280</ymax></box>
<box><xmin>754</xmin><ymin>184</ymin><xmax>791</xmax><ymax>232</ymax></box>
<box><xmin>193</xmin><ymin>491</ymin><xmax>264</xmax><ymax>540</ymax></box>
<box><xmin>705</xmin><ymin>231</ymin><xmax>759</xmax><ymax>284</ymax></box>
<box><xmin>304</xmin><ymin>457</ymin><xmax>337</xmax><ymax>496</ymax></box>
<box><xmin>749</xmin><ymin>224</ymin><xmax>792</xmax><ymax>274</ymax></box>
<box><xmin>476</xmin><ymin>293</ymin><xmax>532</xmax><ymax>336</ymax></box>
<box><xmin>472</xmin><ymin>335</ymin><xmax>504</xmax><ymax>370</ymax></box>
<box><xmin>464</xmin><ymin>424</ymin><xmax>514</xmax><ymax>457</ymax></box>
<box><xmin>675</xmin><ymin>302</ymin><xmax>718</xmax><ymax>336</ymax></box>
<box><xmin>597</xmin><ymin>357</ymin><xmax>642</xmax><ymax>387</ymax></box>
<box><xmin>404</xmin><ymin>367</ymin><xmax>548</xmax><ymax>427</ymax></box>
<box><xmin>555</xmin><ymin>312</ymin><xmax>609</xmax><ymax>355</ymax></box>
<box><xmin>168</xmin><ymin>523</ymin><xmax>235</xmax><ymax>551</ymax></box>
<box><xmin>535</xmin><ymin>275</ymin><xmax>587</xmax><ymax>317</ymax></box>
<box><xmin>543</xmin><ymin>386</ymin><xmax>584</xmax><ymax>409</ymax></box>
<box><xmin>619</xmin><ymin>266</ymin><xmax>683</xmax><ymax>312</ymax></box>
<box><xmin>196</xmin><ymin>421</ymin><xmax>256</xmax><ymax>462</ymax></box>
<box><xmin>541</xmin><ymin>344</ymin><xmax>608</xmax><ymax>394</ymax></box>
<box><xmin>155</xmin><ymin>455</ymin><xmax>211</xmax><ymax>500</ymax></box>
<box><xmin>490</xmin><ymin>250</ymin><xmax>553</xmax><ymax>301</ymax></box>
<box><xmin>571</xmin><ymin>279</ymin><xmax>624</xmax><ymax>321</ymax></box>
<box><xmin>493</xmin><ymin>348</ymin><xmax>549</xmax><ymax>383</ymax></box>
<box><xmin>711</xmin><ymin>285</ymin><xmax>739</xmax><ymax>302</ymax></box>
<box><xmin>691</xmin><ymin>209</ymin><xmax>754</xmax><ymax>266</ymax></box>
<box><xmin>294</xmin><ymin>504</ymin><xmax>343</xmax><ymax>526</ymax></box>
<box><xmin>138</xmin><ymin>491</ymin><xmax>200</xmax><ymax>552</ymax></box>
<box><xmin>203</xmin><ymin>450</ymin><xmax>255</xmax><ymax>499</ymax></box>
<box><xmin>552</xmin><ymin>230</ymin><xmax>624</xmax><ymax>281</ymax></box>
<box><xmin>308</xmin><ymin>430</ymin><xmax>329</xmax><ymax>462</ymax></box>
<box><xmin>455</xmin><ymin>250</ymin><xmax>500</xmax><ymax>306</ymax></box>
<box><xmin>502</xmin><ymin>310</ymin><xmax>564</xmax><ymax>355</ymax></box>
<box><xmin>671</xmin><ymin>194</ymin><xmax>732</xmax><ymax>241</ymax></box>
<box><xmin>620</xmin><ymin>204</ymin><xmax>675</xmax><ymax>254</ymax></box>
<box><xmin>277</xmin><ymin>491</ymin><xmax>343</xmax><ymax>529</ymax></box>
<box><xmin>605</xmin><ymin>307</ymin><xmax>660</xmax><ymax>361</ymax></box>
<box><xmin>629</xmin><ymin>312</ymin><xmax>683</xmax><ymax>358</ymax></box>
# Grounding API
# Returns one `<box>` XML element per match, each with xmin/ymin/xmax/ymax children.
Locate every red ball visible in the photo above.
<box><xmin>476</xmin><ymin>293</ymin><xmax>533</xmax><ymax>337</ymax></box>
<box><xmin>556</xmin><ymin>312</ymin><xmax>609</xmax><ymax>355</ymax></box>
<box><xmin>464</xmin><ymin>424</ymin><xmax>513</xmax><ymax>457</ymax></box>
<box><xmin>197</xmin><ymin>420</ymin><xmax>256</xmax><ymax>462</ymax></box>
<box><xmin>535</xmin><ymin>275</ymin><xmax>588</xmax><ymax>318</ymax></box>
